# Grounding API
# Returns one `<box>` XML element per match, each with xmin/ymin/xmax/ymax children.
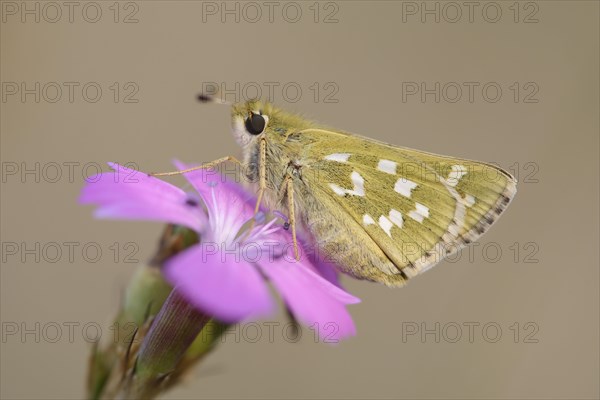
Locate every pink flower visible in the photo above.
<box><xmin>80</xmin><ymin>162</ymin><xmax>359</xmax><ymax>341</ymax></box>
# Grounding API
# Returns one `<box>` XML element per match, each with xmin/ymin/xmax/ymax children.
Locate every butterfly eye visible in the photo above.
<box><xmin>245</xmin><ymin>113</ymin><xmax>266</xmax><ymax>135</ymax></box>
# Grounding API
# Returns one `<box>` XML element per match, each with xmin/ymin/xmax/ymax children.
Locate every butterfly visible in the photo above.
<box><xmin>158</xmin><ymin>96</ymin><xmax>517</xmax><ymax>286</ymax></box>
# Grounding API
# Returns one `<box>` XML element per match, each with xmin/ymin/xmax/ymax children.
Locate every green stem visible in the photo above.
<box><xmin>135</xmin><ymin>290</ymin><xmax>211</xmax><ymax>381</ymax></box>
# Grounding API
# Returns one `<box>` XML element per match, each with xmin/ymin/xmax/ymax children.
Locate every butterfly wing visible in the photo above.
<box><xmin>296</xmin><ymin>128</ymin><xmax>516</xmax><ymax>279</ymax></box>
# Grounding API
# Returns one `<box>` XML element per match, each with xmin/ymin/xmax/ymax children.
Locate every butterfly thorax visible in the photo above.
<box><xmin>232</xmin><ymin>100</ymin><xmax>319</xmax><ymax>200</ymax></box>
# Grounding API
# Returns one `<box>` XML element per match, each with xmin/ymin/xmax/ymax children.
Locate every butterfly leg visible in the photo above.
<box><xmin>284</xmin><ymin>174</ymin><xmax>300</xmax><ymax>261</ymax></box>
<box><xmin>254</xmin><ymin>138</ymin><xmax>267</xmax><ymax>214</ymax></box>
<box><xmin>150</xmin><ymin>156</ymin><xmax>241</xmax><ymax>176</ymax></box>
<box><xmin>239</xmin><ymin>138</ymin><xmax>266</xmax><ymax>240</ymax></box>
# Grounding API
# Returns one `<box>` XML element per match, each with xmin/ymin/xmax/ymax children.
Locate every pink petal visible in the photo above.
<box><xmin>172</xmin><ymin>160</ymin><xmax>257</xmax><ymax>243</ymax></box>
<box><xmin>302</xmin><ymin>244</ymin><xmax>344</xmax><ymax>288</ymax></box>
<box><xmin>259</xmin><ymin>257</ymin><xmax>359</xmax><ymax>342</ymax></box>
<box><xmin>313</xmin><ymin>259</ymin><xmax>343</xmax><ymax>288</ymax></box>
<box><xmin>79</xmin><ymin>163</ymin><xmax>205</xmax><ymax>231</ymax></box>
<box><xmin>249</xmin><ymin>228</ymin><xmax>346</xmax><ymax>291</ymax></box>
<box><xmin>164</xmin><ymin>243</ymin><xmax>275</xmax><ymax>323</ymax></box>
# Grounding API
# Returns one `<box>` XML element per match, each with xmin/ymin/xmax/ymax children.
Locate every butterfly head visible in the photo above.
<box><xmin>232</xmin><ymin>99</ymin><xmax>320</xmax><ymax>147</ymax></box>
<box><xmin>198</xmin><ymin>94</ymin><xmax>316</xmax><ymax>147</ymax></box>
<box><xmin>229</xmin><ymin>99</ymin><xmax>274</xmax><ymax>147</ymax></box>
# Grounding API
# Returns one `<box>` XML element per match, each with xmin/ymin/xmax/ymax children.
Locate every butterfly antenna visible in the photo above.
<box><xmin>196</xmin><ymin>92</ymin><xmax>231</xmax><ymax>105</ymax></box>
<box><xmin>150</xmin><ymin>92</ymin><xmax>233</xmax><ymax>177</ymax></box>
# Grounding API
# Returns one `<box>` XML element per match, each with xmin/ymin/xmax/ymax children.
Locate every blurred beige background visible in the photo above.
<box><xmin>1</xmin><ymin>1</ymin><xmax>598</xmax><ymax>399</ymax></box>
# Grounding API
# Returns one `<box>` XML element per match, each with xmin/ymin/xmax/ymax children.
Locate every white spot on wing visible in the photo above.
<box><xmin>465</xmin><ymin>194</ymin><xmax>476</xmax><ymax>207</ymax></box>
<box><xmin>363</xmin><ymin>214</ymin><xmax>375</xmax><ymax>226</ymax></box>
<box><xmin>408</xmin><ymin>202</ymin><xmax>429</xmax><ymax>223</ymax></box>
<box><xmin>324</xmin><ymin>153</ymin><xmax>351</xmax><ymax>163</ymax></box>
<box><xmin>447</xmin><ymin>165</ymin><xmax>468</xmax><ymax>187</ymax></box>
<box><xmin>416</xmin><ymin>203</ymin><xmax>429</xmax><ymax>217</ymax></box>
<box><xmin>377</xmin><ymin>159</ymin><xmax>397</xmax><ymax>175</ymax></box>
<box><xmin>408</xmin><ymin>211</ymin><xmax>424</xmax><ymax>223</ymax></box>
<box><xmin>448</xmin><ymin>224</ymin><xmax>460</xmax><ymax>236</ymax></box>
<box><xmin>329</xmin><ymin>183</ymin><xmax>346</xmax><ymax>196</ymax></box>
<box><xmin>348</xmin><ymin>171</ymin><xmax>365</xmax><ymax>196</ymax></box>
<box><xmin>379</xmin><ymin>215</ymin><xmax>393</xmax><ymax>237</ymax></box>
<box><xmin>328</xmin><ymin>171</ymin><xmax>365</xmax><ymax>197</ymax></box>
<box><xmin>394</xmin><ymin>178</ymin><xmax>418</xmax><ymax>198</ymax></box>
<box><xmin>389</xmin><ymin>209</ymin><xmax>403</xmax><ymax>228</ymax></box>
